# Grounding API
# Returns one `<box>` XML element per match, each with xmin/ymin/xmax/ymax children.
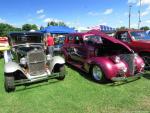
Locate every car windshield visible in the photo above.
<box><xmin>10</xmin><ymin>35</ymin><xmax>43</xmax><ymax>45</ymax></box>
<box><xmin>130</xmin><ymin>31</ymin><xmax>150</xmax><ymax>40</ymax></box>
<box><xmin>84</xmin><ymin>35</ymin><xmax>103</xmax><ymax>44</ymax></box>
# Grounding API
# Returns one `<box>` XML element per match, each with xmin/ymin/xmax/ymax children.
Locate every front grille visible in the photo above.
<box><xmin>27</xmin><ymin>49</ymin><xmax>46</xmax><ymax>76</ymax></box>
<box><xmin>119</xmin><ymin>54</ymin><xmax>135</xmax><ymax>75</ymax></box>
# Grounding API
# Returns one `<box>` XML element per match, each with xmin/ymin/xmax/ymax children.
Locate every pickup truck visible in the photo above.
<box><xmin>114</xmin><ymin>29</ymin><xmax>150</xmax><ymax>69</ymax></box>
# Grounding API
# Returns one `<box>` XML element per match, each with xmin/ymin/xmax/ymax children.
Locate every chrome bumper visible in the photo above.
<box><xmin>111</xmin><ymin>72</ymin><xmax>144</xmax><ymax>82</ymax></box>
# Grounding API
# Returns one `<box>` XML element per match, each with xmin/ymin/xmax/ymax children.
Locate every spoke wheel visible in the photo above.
<box><xmin>92</xmin><ymin>65</ymin><xmax>106</xmax><ymax>83</ymax></box>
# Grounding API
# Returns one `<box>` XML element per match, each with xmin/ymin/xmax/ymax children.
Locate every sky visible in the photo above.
<box><xmin>0</xmin><ymin>0</ymin><xmax>150</xmax><ymax>29</ymax></box>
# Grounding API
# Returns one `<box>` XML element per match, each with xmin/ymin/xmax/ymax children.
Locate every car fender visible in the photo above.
<box><xmin>4</xmin><ymin>62</ymin><xmax>23</xmax><ymax>73</ymax></box>
<box><xmin>50</xmin><ymin>56</ymin><xmax>65</xmax><ymax>72</ymax></box>
<box><xmin>88</xmin><ymin>57</ymin><xmax>124</xmax><ymax>79</ymax></box>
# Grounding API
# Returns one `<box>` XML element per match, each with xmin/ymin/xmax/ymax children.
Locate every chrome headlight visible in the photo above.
<box><xmin>20</xmin><ymin>57</ymin><xmax>27</xmax><ymax>65</ymax></box>
<box><xmin>134</xmin><ymin>53</ymin><xmax>138</xmax><ymax>59</ymax></box>
<box><xmin>111</xmin><ymin>56</ymin><xmax>121</xmax><ymax>63</ymax></box>
<box><xmin>47</xmin><ymin>54</ymin><xmax>52</xmax><ymax>61</ymax></box>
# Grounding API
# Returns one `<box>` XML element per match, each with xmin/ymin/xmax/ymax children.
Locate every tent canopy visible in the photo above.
<box><xmin>90</xmin><ymin>25</ymin><xmax>116</xmax><ymax>33</ymax></box>
<box><xmin>40</xmin><ymin>26</ymin><xmax>76</xmax><ymax>34</ymax></box>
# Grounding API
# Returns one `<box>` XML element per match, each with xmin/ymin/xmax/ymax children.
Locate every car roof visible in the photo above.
<box><xmin>9</xmin><ymin>31</ymin><xmax>44</xmax><ymax>36</ymax></box>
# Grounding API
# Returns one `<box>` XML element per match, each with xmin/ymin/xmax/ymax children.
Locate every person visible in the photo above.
<box><xmin>46</xmin><ymin>33</ymin><xmax>54</xmax><ymax>56</ymax></box>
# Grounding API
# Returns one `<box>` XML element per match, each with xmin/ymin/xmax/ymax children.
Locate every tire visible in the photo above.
<box><xmin>141</xmin><ymin>53</ymin><xmax>150</xmax><ymax>69</ymax></box>
<box><xmin>91</xmin><ymin>65</ymin><xmax>106</xmax><ymax>83</ymax></box>
<box><xmin>57</xmin><ymin>65</ymin><xmax>66</xmax><ymax>80</ymax></box>
<box><xmin>4</xmin><ymin>74</ymin><xmax>15</xmax><ymax>92</ymax></box>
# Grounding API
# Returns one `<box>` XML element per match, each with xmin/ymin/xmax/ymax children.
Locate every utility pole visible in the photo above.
<box><xmin>129</xmin><ymin>5</ymin><xmax>132</xmax><ymax>29</ymax></box>
<box><xmin>138</xmin><ymin>0</ymin><xmax>142</xmax><ymax>29</ymax></box>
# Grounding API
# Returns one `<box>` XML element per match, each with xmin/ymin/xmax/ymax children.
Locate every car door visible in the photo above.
<box><xmin>69</xmin><ymin>35</ymin><xmax>88</xmax><ymax>62</ymax></box>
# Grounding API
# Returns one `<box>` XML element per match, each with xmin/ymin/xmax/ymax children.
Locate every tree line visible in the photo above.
<box><xmin>0</xmin><ymin>21</ymin><xmax>150</xmax><ymax>36</ymax></box>
<box><xmin>0</xmin><ymin>21</ymin><xmax>67</xmax><ymax>36</ymax></box>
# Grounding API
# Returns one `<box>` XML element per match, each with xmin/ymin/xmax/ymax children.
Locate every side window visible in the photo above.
<box><xmin>68</xmin><ymin>36</ymin><xmax>74</xmax><ymax>43</ymax></box>
<box><xmin>117</xmin><ymin>32</ymin><xmax>131</xmax><ymax>42</ymax></box>
<box><xmin>74</xmin><ymin>36</ymin><xmax>83</xmax><ymax>44</ymax></box>
<box><xmin>84</xmin><ymin>35</ymin><xmax>103</xmax><ymax>45</ymax></box>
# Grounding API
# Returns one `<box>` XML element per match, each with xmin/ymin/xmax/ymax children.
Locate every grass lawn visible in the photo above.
<box><xmin>0</xmin><ymin>59</ymin><xmax>150</xmax><ymax>113</ymax></box>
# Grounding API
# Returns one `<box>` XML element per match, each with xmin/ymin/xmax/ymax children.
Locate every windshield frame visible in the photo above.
<box><xmin>9</xmin><ymin>34</ymin><xmax>44</xmax><ymax>46</ymax></box>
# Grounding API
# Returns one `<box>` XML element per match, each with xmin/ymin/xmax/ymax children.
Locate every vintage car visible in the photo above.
<box><xmin>0</xmin><ymin>37</ymin><xmax>10</xmax><ymax>58</ymax></box>
<box><xmin>4</xmin><ymin>32</ymin><xmax>66</xmax><ymax>92</ymax></box>
<box><xmin>114</xmin><ymin>29</ymin><xmax>150</xmax><ymax>69</ymax></box>
<box><xmin>61</xmin><ymin>30</ymin><xmax>145</xmax><ymax>83</ymax></box>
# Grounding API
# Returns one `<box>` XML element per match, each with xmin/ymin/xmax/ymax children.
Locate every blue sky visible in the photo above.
<box><xmin>0</xmin><ymin>0</ymin><xmax>150</xmax><ymax>29</ymax></box>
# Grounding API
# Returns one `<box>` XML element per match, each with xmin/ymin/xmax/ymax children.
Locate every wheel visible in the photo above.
<box><xmin>91</xmin><ymin>65</ymin><xmax>106</xmax><ymax>83</ymax></box>
<box><xmin>141</xmin><ymin>54</ymin><xmax>150</xmax><ymax>69</ymax></box>
<box><xmin>4</xmin><ymin>74</ymin><xmax>15</xmax><ymax>92</ymax></box>
<box><xmin>57</xmin><ymin>65</ymin><xmax>66</xmax><ymax>80</ymax></box>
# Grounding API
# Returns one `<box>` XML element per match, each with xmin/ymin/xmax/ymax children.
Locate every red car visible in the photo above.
<box><xmin>114</xmin><ymin>30</ymin><xmax>150</xmax><ymax>69</ymax></box>
<box><xmin>61</xmin><ymin>30</ymin><xmax>145</xmax><ymax>83</ymax></box>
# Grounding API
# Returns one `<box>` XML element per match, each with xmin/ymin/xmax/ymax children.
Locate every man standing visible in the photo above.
<box><xmin>46</xmin><ymin>33</ymin><xmax>54</xmax><ymax>56</ymax></box>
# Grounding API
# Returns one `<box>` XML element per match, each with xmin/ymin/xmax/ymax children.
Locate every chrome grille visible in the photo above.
<box><xmin>27</xmin><ymin>49</ymin><xmax>46</xmax><ymax>76</ymax></box>
<box><xmin>119</xmin><ymin>54</ymin><xmax>135</xmax><ymax>75</ymax></box>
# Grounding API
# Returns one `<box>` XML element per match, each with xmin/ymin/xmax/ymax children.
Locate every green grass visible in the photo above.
<box><xmin>0</xmin><ymin>59</ymin><xmax>150</xmax><ymax>113</ymax></box>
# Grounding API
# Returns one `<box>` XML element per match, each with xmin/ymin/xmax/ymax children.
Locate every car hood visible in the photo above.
<box><xmin>87</xmin><ymin>30</ymin><xmax>133</xmax><ymax>52</ymax></box>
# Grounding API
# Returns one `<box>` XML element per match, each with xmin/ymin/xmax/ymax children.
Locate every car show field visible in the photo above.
<box><xmin>0</xmin><ymin>59</ymin><xmax>150</xmax><ymax>113</ymax></box>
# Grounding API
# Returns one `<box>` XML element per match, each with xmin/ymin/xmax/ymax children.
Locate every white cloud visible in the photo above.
<box><xmin>39</xmin><ymin>14</ymin><xmax>46</xmax><ymax>19</ymax></box>
<box><xmin>137</xmin><ymin>0</ymin><xmax>150</xmax><ymax>6</ymax></box>
<box><xmin>43</xmin><ymin>18</ymin><xmax>62</xmax><ymax>23</ymax></box>
<box><xmin>103</xmin><ymin>9</ymin><xmax>113</xmax><ymax>15</ymax></box>
<box><xmin>88</xmin><ymin>11</ymin><xmax>100</xmax><ymax>16</ymax></box>
<box><xmin>141</xmin><ymin>11</ymin><xmax>149</xmax><ymax>16</ymax></box>
<box><xmin>0</xmin><ymin>18</ymin><xmax>6</xmax><ymax>23</ymax></box>
<box><xmin>36</xmin><ymin>9</ymin><xmax>44</xmax><ymax>14</ymax></box>
<box><xmin>128</xmin><ymin>0</ymin><xmax>150</xmax><ymax>6</ymax></box>
<box><xmin>145</xmin><ymin>20</ymin><xmax>150</xmax><ymax>23</ymax></box>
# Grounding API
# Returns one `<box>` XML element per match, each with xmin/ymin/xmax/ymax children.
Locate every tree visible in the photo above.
<box><xmin>40</xmin><ymin>26</ymin><xmax>44</xmax><ymax>30</ymax></box>
<box><xmin>116</xmin><ymin>26</ymin><xmax>127</xmax><ymax>30</ymax></box>
<box><xmin>0</xmin><ymin>23</ymin><xmax>21</xmax><ymax>36</ymax></box>
<box><xmin>22</xmin><ymin>24</ymin><xmax>38</xmax><ymax>31</ymax></box>
<box><xmin>140</xmin><ymin>26</ymin><xmax>150</xmax><ymax>31</ymax></box>
<box><xmin>47</xmin><ymin>21</ymin><xmax>67</xmax><ymax>26</ymax></box>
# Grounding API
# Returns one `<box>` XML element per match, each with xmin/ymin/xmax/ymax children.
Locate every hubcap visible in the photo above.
<box><xmin>92</xmin><ymin>66</ymin><xmax>103</xmax><ymax>81</ymax></box>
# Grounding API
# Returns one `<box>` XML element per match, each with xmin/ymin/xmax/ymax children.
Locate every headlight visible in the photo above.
<box><xmin>134</xmin><ymin>53</ymin><xmax>138</xmax><ymax>59</ymax></box>
<box><xmin>47</xmin><ymin>54</ymin><xmax>52</xmax><ymax>61</ymax></box>
<box><xmin>20</xmin><ymin>57</ymin><xmax>27</xmax><ymax>65</ymax></box>
<box><xmin>111</xmin><ymin>56</ymin><xmax>120</xmax><ymax>63</ymax></box>
<box><xmin>141</xmin><ymin>63</ymin><xmax>145</xmax><ymax>68</ymax></box>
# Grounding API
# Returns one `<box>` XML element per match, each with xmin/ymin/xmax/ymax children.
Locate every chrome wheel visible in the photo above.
<box><xmin>92</xmin><ymin>65</ymin><xmax>103</xmax><ymax>81</ymax></box>
<box><xmin>142</xmin><ymin>55</ymin><xmax>150</xmax><ymax>69</ymax></box>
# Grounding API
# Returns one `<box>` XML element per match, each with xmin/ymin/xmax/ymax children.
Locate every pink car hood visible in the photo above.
<box><xmin>87</xmin><ymin>30</ymin><xmax>133</xmax><ymax>52</ymax></box>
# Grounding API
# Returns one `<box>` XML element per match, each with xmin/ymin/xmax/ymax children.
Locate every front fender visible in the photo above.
<box><xmin>89</xmin><ymin>57</ymin><xmax>127</xmax><ymax>79</ymax></box>
<box><xmin>4</xmin><ymin>62</ymin><xmax>23</xmax><ymax>73</ymax></box>
<box><xmin>50</xmin><ymin>56</ymin><xmax>65</xmax><ymax>72</ymax></box>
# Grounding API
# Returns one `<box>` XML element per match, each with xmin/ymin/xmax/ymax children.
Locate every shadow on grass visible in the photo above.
<box><xmin>108</xmin><ymin>77</ymin><xmax>141</xmax><ymax>87</ymax></box>
<box><xmin>15</xmin><ymin>79</ymin><xmax>61</xmax><ymax>92</ymax></box>
<box><xmin>142</xmin><ymin>72</ymin><xmax>150</xmax><ymax>80</ymax></box>
<box><xmin>66</xmin><ymin>63</ymin><xmax>142</xmax><ymax>87</ymax></box>
<box><xmin>66</xmin><ymin>63</ymin><xmax>111</xmax><ymax>85</ymax></box>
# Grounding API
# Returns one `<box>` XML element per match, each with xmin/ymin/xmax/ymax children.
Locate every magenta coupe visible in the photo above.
<box><xmin>61</xmin><ymin>30</ymin><xmax>145</xmax><ymax>83</ymax></box>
